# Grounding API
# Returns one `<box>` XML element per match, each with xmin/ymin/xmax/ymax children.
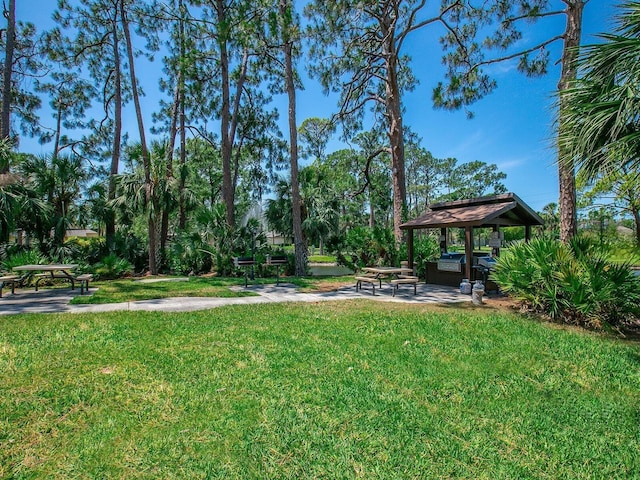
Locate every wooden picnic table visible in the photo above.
<box><xmin>361</xmin><ymin>266</ymin><xmax>414</xmax><ymax>282</ymax></box>
<box><xmin>13</xmin><ymin>264</ymin><xmax>79</xmax><ymax>291</ymax></box>
<box><xmin>356</xmin><ymin>266</ymin><xmax>418</xmax><ymax>295</ymax></box>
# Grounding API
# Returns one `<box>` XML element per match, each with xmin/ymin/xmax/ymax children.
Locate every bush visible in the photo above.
<box><xmin>93</xmin><ymin>253</ymin><xmax>133</xmax><ymax>280</ymax></box>
<box><xmin>491</xmin><ymin>237</ymin><xmax>640</xmax><ymax>328</ymax></box>
<box><xmin>1</xmin><ymin>249</ymin><xmax>48</xmax><ymax>286</ymax></box>
<box><xmin>399</xmin><ymin>234</ymin><xmax>440</xmax><ymax>279</ymax></box>
<box><xmin>75</xmin><ymin>237</ymin><xmax>108</xmax><ymax>265</ymax></box>
<box><xmin>167</xmin><ymin>232</ymin><xmax>213</xmax><ymax>276</ymax></box>
<box><xmin>336</xmin><ymin>226</ymin><xmax>398</xmax><ymax>270</ymax></box>
<box><xmin>111</xmin><ymin>233</ymin><xmax>148</xmax><ymax>274</ymax></box>
<box><xmin>2</xmin><ymin>249</ymin><xmax>48</xmax><ymax>272</ymax></box>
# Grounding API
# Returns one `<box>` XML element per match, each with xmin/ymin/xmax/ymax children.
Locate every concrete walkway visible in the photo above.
<box><xmin>0</xmin><ymin>282</ymin><xmax>472</xmax><ymax>316</ymax></box>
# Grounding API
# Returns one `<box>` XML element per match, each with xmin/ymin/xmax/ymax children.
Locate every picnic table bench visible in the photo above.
<box><xmin>355</xmin><ymin>275</ymin><xmax>380</xmax><ymax>295</ymax></box>
<box><xmin>75</xmin><ymin>274</ymin><xmax>94</xmax><ymax>294</ymax></box>
<box><xmin>390</xmin><ymin>275</ymin><xmax>420</xmax><ymax>296</ymax></box>
<box><xmin>0</xmin><ymin>275</ymin><xmax>20</xmax><ymax>298</ymax></box>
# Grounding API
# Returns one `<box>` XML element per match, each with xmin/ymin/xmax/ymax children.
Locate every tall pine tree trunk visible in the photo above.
<box><xmin>282</xmin><ymin>0</ymin><xmax>306</xmax><ymax>276</ymax></box>
<box><xmin>383</xmin><ymin>19</ymin><xmax>407</xmax><ymax>247</ymax></box>
<box><xmin>557</xmin><ymin>1</ymin><xmax>584</xmax><ymax>243</ymax></box>
<box><xmin>161</xmin><ymin>80</ymin><xmax>180</xmax><ymax>255</ymax></box>
<box><xmin>178</xmin><ymin>0</ymin><xmax>187</xmax><ymax>231</ymax></box>
<box><xmin>106</xmin><ymin>19</ymin><xmax>122</xmax><ymax>250</ymax></box>
<box><xmin>121</xmin><ymin>1</ymin><xmax>157</xmax><ymax>274</ymax></box>
<box><xmin>216</xmin><ymin>0</ymin><xmax>235</xmax><ymax>228</ymax></box>
<box><xmin>179</xmin><ymin>84</ymin><xmax>186</xmax><ymax>230</ymax></box>
<box><xmin>1</xmin><ymin>0</ymin><xmax>15</xmax><ymax>169</ymax></box>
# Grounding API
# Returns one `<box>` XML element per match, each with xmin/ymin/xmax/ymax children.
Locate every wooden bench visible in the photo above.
<box><xmin>75</xmin><ymin>274</ymin><xmax>93</xmax><ymax>295</ymax></box>
<box><xmin>355</xmin><ymin>276</ymin><xmax>379</xmax><ymax>295</ymax></box>
<box><xmin>390</xmin><ymin>276</ymin><xmax>420</xmax><ymax>296</ymax></box>
<box><xmin>0</xmin><ymin>275</ymin><xmax>19</xmax><ymax>298</ymax></box>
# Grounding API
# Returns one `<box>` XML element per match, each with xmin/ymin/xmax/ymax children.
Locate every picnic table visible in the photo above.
<box><xmin>356</xmin><ymin>266</ymin><xmax>418</xmax><ymax>295</ymax></box>
<box><xmin>13</xmin><ymin>264</ymin><xmax>82</xmax><ymax>291</ymax></box>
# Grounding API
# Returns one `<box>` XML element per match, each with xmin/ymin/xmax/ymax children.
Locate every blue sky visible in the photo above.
<box><xmin>22</xmin><ymin>1</ymin><xmax>618</xmax><ymax>212</ymax></box>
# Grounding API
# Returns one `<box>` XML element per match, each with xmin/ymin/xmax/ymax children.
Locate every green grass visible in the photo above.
<box><xmin>1</xmin><ymin>301</ymin><xmax>639</xmax><ymax>478</ymax></box>
<box><xmin>70</xmin><ymin>277</ymin><xmax>257</xmax><ymax>304</ymax></box>
<box><xmin>608</xmin><ymin>246</ymin><xmax>640</xmax><ymax>266</ymax></box>
<box><xmin>308</xmin><ymin>254</ymin><xmax>336</xmax><ymax>263</ymax></box>
<box><xmin>70</xmin><ymin>275</ymin><xmax>354</xmax><ymax>304</ymax></box>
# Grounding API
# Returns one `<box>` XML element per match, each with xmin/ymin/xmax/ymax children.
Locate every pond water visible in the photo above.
<box><xmin>308</xmin><ymin>264</ymin><xmax>354</xmax><ymax>276</ymax></box>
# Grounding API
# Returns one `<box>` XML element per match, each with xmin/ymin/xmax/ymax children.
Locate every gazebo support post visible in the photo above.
<box><xmin>407</xmin><ymin>228</ymin><xmax>414</xmax><ymax>271</ymax></box>
<box><xmin>440</xmin><ymin>228</ymin><xmax>447</xmax><ymax>254</ymax></box>
<box><xmin>492</xmin><ymin>225</ymin><xmax>500</xmax><ymax>257</ymax></box>
<box><xmin>465</xmin><ymin>226</ymin><xmax>473</xmax><ymax>281</ymax></box>
<box><xmin>525</xmin><ymin>225</ymin><xmax>532</xmax><ymax>242</ymax></box>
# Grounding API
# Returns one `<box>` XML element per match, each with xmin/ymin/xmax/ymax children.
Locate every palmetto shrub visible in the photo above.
<box><xmin>2</xmin><ymin>249</ymin><xmax>47</xmax><ymax>271</ymax></box>
<box><xmin>491</xmin><ymin>237</ymin><xmax>640</xmax><ymax>329</ymax></box>
<box><xmin>336</xmin><ymin>226</ymin><xmax>398</xmax><ymax>271</ymax></box>
<box><xmin>93</xmin><ymin>253</ymin><xmax>133</xmax><ymax>280</ymax></box>
<box><xmin>1</xmin><ymin>249</ymin><xmax>48</xmax><ymax>286</ymax></box>
<box><xmin>167</xmin><ymin>232</ymin><xmax>213</xmax><ymax>276</ymax></box>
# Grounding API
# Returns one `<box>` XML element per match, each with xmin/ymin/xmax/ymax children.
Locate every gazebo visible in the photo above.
<box><xmin>400</xmin><ymin>193</ymin><xmax>544</xmax><ymax>285</ymax></box>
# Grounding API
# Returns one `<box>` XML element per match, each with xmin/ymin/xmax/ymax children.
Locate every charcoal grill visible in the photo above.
<box><xmin>234</xmin><ymin>256</ymin><xmax>256</xmax><ymax>287</ymax></box>
<box><xmin>266</xmin><ymin>255</ymin><xmax>287</xmax><ymax>286</ymax></box>
<box><xmin>437</xmin><ymin>253</ymin><xmax>465</xmax><ymax>273</ymax></box>
<box><xmin>473</xmin><ymin>256</ymin><xmax>498</xmax><ymax>291</ymax></box>
<box><xmin>477</xmin><ymin>256</ymin><xmax>496</xmax><ymax>270</ymax></box>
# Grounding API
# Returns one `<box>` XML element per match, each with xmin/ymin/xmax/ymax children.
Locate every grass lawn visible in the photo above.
<box><xmin>70</xmin><ymin>275</ymin><xmax>355</xmax><ymax>305</ymax></box>
<box><xmin>609</xmin><ymin>246</ymin><xmax>640</xmax><ymax>266</ymax></box>
<box><xmin>69</xmin><ymin>277</ymin><xmax>258</xmax><ymax>304</ymax></box>
<box><xmin>308</xmin><ymin>254</ymin><xmax>337</xmax><ymax>263</ymax></box>
<box><xmin>1</xmin><ymin>301</ymin><xmax>639</xmax><ymax>478</ymax></box>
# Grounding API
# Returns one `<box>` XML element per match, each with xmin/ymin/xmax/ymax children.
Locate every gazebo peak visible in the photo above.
<box><xmin>400</xmin><ymin>192</ymin><xmax>543</xmax><ymax>230</ymax></box>
<box><xmin>429</xmin><ymin>192</ymin><xmax>524</xmax><ymax>211</ymax></box>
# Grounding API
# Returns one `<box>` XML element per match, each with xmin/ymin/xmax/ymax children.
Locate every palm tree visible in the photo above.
<box><xmin>264</xmin><ymin>178</ymin><xmax>294</xmax><ymax>240</ymax></box>
<box><xmin>559</xmin><ymin>1</ymin><xmax>640</xmax><ymax>181</ymax></box>
<box><xmin>18</xmin><ymin>152</ymin><xmax>86</xmax><ymax>249</ymax></box>
<box><xmin>299</xmin><ymin>166</ymin><xmax>339</xmax><ymax>256</ymax></box>
<box><xmin>113</xmin><ymin>142</ymin><xmax>179</xmax><ymax>273</ymax></box>
<box><xmin>540</xmin><ymin>202</ymin><xmax>560</xmax><ymax>239</ymax></box>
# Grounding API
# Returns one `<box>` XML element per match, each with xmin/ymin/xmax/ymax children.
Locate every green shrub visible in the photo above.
<box><xmin>167</xmin><ymin>232</ymin><xmax>213</xmax><ymax>276</ymax></box>
<box><xmin>2</xmin><ymin>249</ymin><xmax>47</xmax><ymax>272</ymax></box>
<box><xmin>93</xmin><ymin>253</ymin><xmax>133</xmax><ymax>280</ymax></box>
<box><xmin>75</xmin><ymin>237</ymin><xmax>108</xmax><ymax>265</ymax></box>
<box><xmin>1</xmin><ymin>249</ymin><xmax>48</xmax><ymax>286</ymax></box>
<box><xmin>111</xmin><ymin>233</ymin><xmax>148</xmax><ymax>273</ymax></box>
<box><xmin>399</xmin><ymin>234</ymin><xmax>440</xmax><ymax>279</ymax></box>
<box><xmin>49</xmin><ymin>239</ymin><xmax>81</xmax><ymax>264</ymax></box>
<box><xmin>336</xmin><ymin>226</ymin><xmax>398</xmax><ymax>270</ymax></box>
<box><xmin>491</xmin><ymin>237</ymin><xmax>640</xmax><ymax>328</ymax></box>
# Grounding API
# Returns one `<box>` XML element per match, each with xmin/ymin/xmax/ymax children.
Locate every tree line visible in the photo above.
<box><xmin>3</xmin><ymin>0</ymin><xmax>636</xmax><ymax>277</ymax></box>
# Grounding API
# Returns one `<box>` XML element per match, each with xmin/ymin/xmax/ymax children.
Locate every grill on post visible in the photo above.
<box><xmin>266</xmin><ymin>255</ymin><xmax>287</xmax><ymax>286</ymax></box>
<box><xmin>234</xmin><ymin>256</ymin><xmax>256</xmax><ymax>287</ymax></box>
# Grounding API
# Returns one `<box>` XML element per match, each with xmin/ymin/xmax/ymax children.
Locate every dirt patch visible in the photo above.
<box><xmin>482</xmin><ymin>294</ymin><xmax>520</xmax><ymax>311</ymax></box>
<box><xmin>303</xmin><ymin>279</ymin><xmax>355</xmax><ymax>292</ymax></box>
